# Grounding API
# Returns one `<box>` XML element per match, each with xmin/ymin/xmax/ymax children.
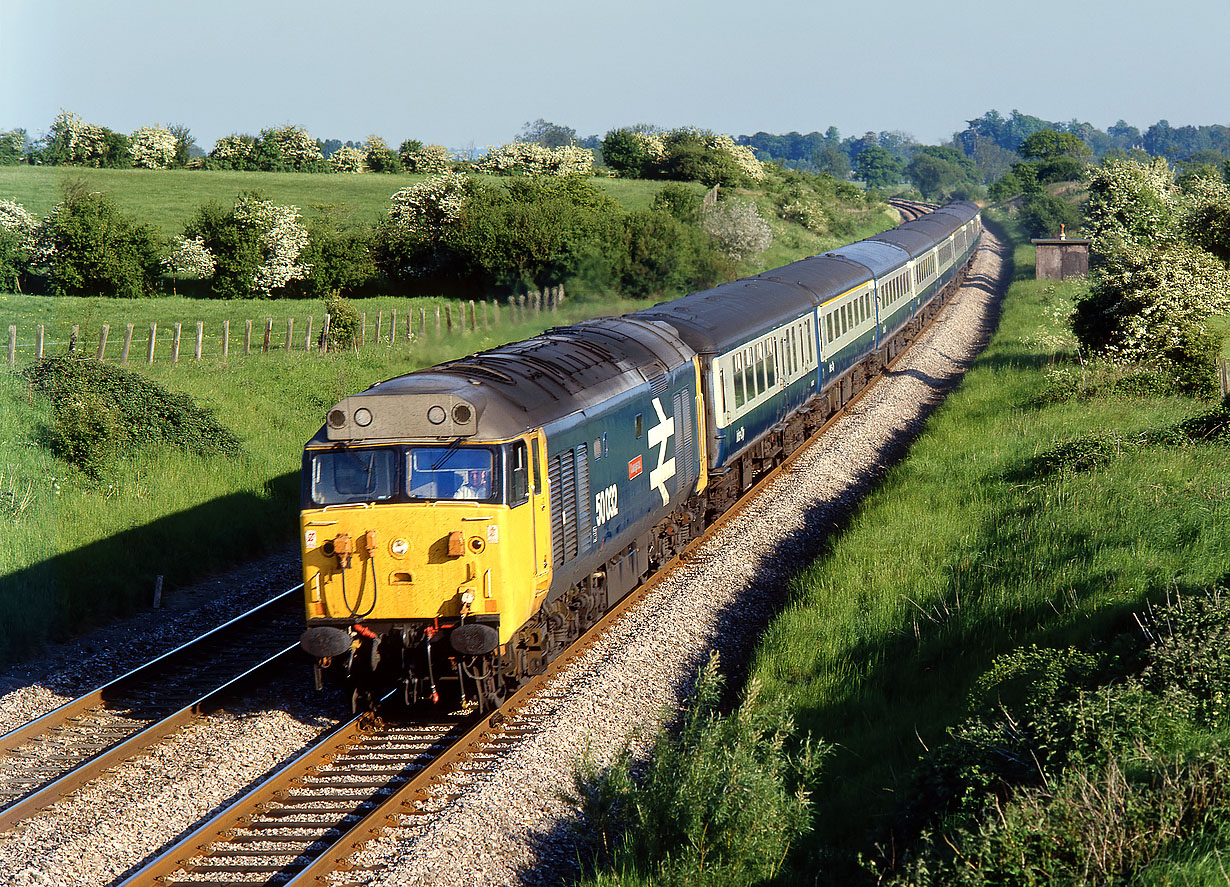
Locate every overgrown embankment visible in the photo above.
<box><xmin>572</xmin><ymin>220</ymin><xmax>1230</xmax><ymax>886</ymax></box>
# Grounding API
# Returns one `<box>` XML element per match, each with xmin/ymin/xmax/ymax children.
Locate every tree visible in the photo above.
<box><xmin>169</xmin><ymin>125</ymin><xmax>196</xmax><ymax>167</ymax></box>
<box><xmin>906</xmin><ymin>146</ymin><xmax>981</xmax><ymax>200</ymax></box>
<box><xmin>853</xmin><ymin>146</ymin><xmax>901</xmax><ymax>190</ymax></box>
<box><xmin>1018</xmin><ymin>130</ymin><xmax>1091</xmax><ymax>162</ymax></box>
<box><xmin>518</xmin><ymin>119</ymin><xmax>577</xmax><ymax>149</ymax></box>
<box><xmin>601</xmin><ymin>128</ymin><xmax>650</xmax><ymax>177</ymax></box>
<box><xmin>38</xmin><ymin>186</ymin><xmax>163</xmax><ymax>297</ymax></box>
<box><xmin>0</xmin><ymin>130</ymin><xmax>27</xmax><ymax>165</ymax></box>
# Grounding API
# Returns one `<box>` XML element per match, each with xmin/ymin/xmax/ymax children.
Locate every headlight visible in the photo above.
<box><xmin>390</xmin><ymin>538</ymin><xmax>409</xmax><ymax>557</ymax></box>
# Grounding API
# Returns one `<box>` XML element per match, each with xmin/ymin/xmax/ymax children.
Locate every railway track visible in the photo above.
<box><xmin>887</xmin><ymin>197</ymin><xmax>939</xmax><ymax>221</ymax></box>
<box><xmin>0</xmin><ymin>588</ymin><xmax>304</xmax><ymax>834</ymax></box>
<box><xmin>117</xmin><ymin>226</ymin><xmax>974</xmax><ymax>886</ymax></box>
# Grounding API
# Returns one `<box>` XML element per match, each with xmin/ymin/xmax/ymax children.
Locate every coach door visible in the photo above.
<box><xmin>530</xmin><ymin>433</ymin><xmax>551</xmax><ymax>580</ymax></box>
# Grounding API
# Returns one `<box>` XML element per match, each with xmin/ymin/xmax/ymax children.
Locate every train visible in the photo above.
<box><xmin>298</xmin><ymin>201</ymin><xmax>983</xmax><ymax>711</ymax></box>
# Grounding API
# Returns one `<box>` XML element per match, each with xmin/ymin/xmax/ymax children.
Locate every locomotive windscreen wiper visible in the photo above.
<box><xmin>430</xmin><ymin>437</ymin><xmax>463</xmax><ymax>471</ymax></box>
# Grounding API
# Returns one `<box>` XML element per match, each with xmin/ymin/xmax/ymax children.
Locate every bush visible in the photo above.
<box><xmin>880</xmin><ymin>594</ymin><xmax>1230</xmax><ymax>887</ymax></box>
<box><xmin>37</xmin><ymin>188</ymin><xmax>163</xmax><ymax>298</ymax></box>
<box><xmin>1020</xmin><ymin>191</ymin><xmax>1081</xmax><ymax>238</ymax></box>
<box><xmin>615</xmin><ymin>208</ymin><xmax>726</xmax><ymax>297</ymax></box>
<box><xmin>570</xmin><ymin>653</ymin><xmax>825</xmax><ymax>887</ymax></box>
<box><xmin>291</xmin><ymin>213</ymin><xmax>375</xmax><ymax>298</ymax></box>
<box><xmin>702</xmin><ymin>198</ymin><xmax>772</xmax><ymax>262</ymax></box>
<box><xmin>601</xmin><ymin>128</ymin><xmax>650</xmax><ymax>177</ymax></box>
<box><xmin>185</xmin><ymin>192</ymin><xmax>311</xmax><ymax>298</ymax></box>
<box><xmin>23</xmin><ymin>357</ymin><xmax>242</xmax><ymax>479</ymax></box>
<box><xmin>323</xmin><ymin>293</ymin><xmax>362</xmax><ymax>350</ymax></box>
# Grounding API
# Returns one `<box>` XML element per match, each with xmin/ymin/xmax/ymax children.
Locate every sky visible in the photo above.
<box><xmin>2</xmin><ymin>0</ymin><xmax>1227</xmax><ymax>154</ymax></box>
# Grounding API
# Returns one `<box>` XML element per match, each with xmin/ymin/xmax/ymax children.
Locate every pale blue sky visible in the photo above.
<box><xmin>2</xmin><ymin>0</ymin><xmax>1225</xmax><ymax>152</ymax></box>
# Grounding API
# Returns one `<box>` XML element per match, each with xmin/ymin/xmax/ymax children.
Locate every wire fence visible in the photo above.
<box><xmin>4</xmin><ymin>287</ymin><xmax>567</xmax><ymax>368</ymax></box>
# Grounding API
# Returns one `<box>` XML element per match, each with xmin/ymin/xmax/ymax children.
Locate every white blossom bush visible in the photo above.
<box><xmin>47</xmin><ymin>111</ymin><xmax>109</xmax><ymax>165</ymax></box>
<box><xmin>329</xmin><ymin>146</ymin><xmax>367</xmax><ymax>173</ymax></box>
<box><xmin>259</xmin><ymin>125</ymin><xmax>322</xmax><ymax>169</ymax></box>
<box><xmin>401</xmin><ymin>144</ymin><xmax>453</xmax><ymax>174</ymax></box>
<box><xmin>702</xmin><ymin>199</ymin><xmax>772</xmax><ymax>261</ymax></box>
<box><xmin>387</xmin><ymin>172</ymin><xmax>470</xmax><ymax>235</ymax></box>
<box><xmin>129</xmin><ymin>126</ymin><xmax>177</xmax><ymax>169</ymax></box>
<box><xmin>0</xmin><ymin>199</ymin><xmax>38</xmax><ymax>251</ymax></box>
<box><xmin>209</xmin><ymin>134</ymin><xmax>256</xmax><ymax>168</ymax></box>
<box><xmin>1083</xmin><ymin>157</ymin><xmax>1178</xmax><ymax>246</ymax></box>
<box><xmin>476</xmin><ymin>142</ymin><xmax>594</xmax><ymax>176</ymax></box>
<box><xmin>162</xmin><ymin>236</ymin><xmax>216</xmax><ymax>278</ymax></box>
<box><xmin>635</xmin><ymin>132</ymin><xmax>668</xmax><ymax>166</ymax></box>
<box><xmin>233</xmin><ymin>195</ymin><xmax>312</xmax><ymax>293</ymax></box>
<box><xmin>711</xmin><ymin>134</ymin><xmax>765</xmax><ymax>181</ymax></box>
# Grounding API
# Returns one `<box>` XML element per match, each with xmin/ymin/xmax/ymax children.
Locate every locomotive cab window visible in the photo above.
<box><xmin>509</xmin><ymin>441</ymin><xmax>530</xmax><ymax>506</ymax></box>
<box><xmin>407</xmin><ymin>446</ymin><xmax>497</xmax><ymax>502</ymax></box>
<box><xmin>311</xmin><ymin>447</ymin><xmax>397</xmax><ymax>505</ymax></box>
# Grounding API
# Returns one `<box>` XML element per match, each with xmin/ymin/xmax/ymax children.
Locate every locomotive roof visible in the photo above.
<box><xmin>629</xmin><ymin>274</ymin><xmax>832</xmax><ymax>355</ymax></box>
<box><xmin>310</xmin><ymin>316</ymin><xmax>696</xmax><ymax>445</ymax></box>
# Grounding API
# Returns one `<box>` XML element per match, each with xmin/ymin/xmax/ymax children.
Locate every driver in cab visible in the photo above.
<box><xmin>455</xmin><ymin>469</ymin><xmax>490</xmax><ymax>499</ymax></box>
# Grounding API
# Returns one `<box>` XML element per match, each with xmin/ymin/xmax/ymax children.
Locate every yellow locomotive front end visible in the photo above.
<box><xmin>298</xmin><ymin>390</ymin><xmax>551</xmax><ymax>711</ymax></box>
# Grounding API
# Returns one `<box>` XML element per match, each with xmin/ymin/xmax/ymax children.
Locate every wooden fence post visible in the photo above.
<box><xmin>7</xmin><ymin>325</ymin><xmax>14</xmax><ymax>366</ymax></box>
<box><xmin>36</xmin><ymin>325</ymin><xmax>44</xmax><ymax>359</ymax></box>
<box><xmin>121</xmin><ymin>323</ymin><xmax>133</xmax><ymax>364</ymax></box>
<box><xmin>320</xmin><ymin>314</ymin><xmax>330</xmax><ymax>352</ymax></box>
<box><xmin>147</xmin><ymin>323</ymin><xmax>157</xmax><ymax>364</ymax></box>
<box><xmin>435</xmin><ymin>306</ymin><xmax>441</xmax><ymax>336</ymax></box>
<box><xmin>70</xmin><ymin>324</ymin><xmax>79</xmax><ymax>353</ymax></box>
<box><xmin>304</xmin><ymin>316</ymin><xmax>313</xmax><ymax>351</ymax></box>
<box><xmin>194</xmin><ymin>321</ymin><xmax>203</xmax><ymax>360</ymax></box>
<box><xmin>359</xmin><ymin>312</ymin><xmax>366</xmax><ymax>349</ymax></box>
<box><xmin>446</xmin><ymin>304</ymin><xmax>453</xmax><ymax>334</ymax></box>
<box><xmin>172</xmin><ymin>322</ymin><xmax>182</xmax><ymax>364</ymax></box>
<box><xmin>419</xmin><ymin>308</ymin><xmax>426</xmax><ymax>339</ymax></box>
<box><xmin>483</xmin><ymin>301</ymin><xmax>490</xmax><ymax>330</ymax></box>
<box><xmin>406</xmin><ymin>310</ymin><xmax>411</xmax><ymax>342</ymax></box>
<box><xmin>285</xmin><ymin>317</ymin><xmax>294</xmax><ymax>351</ymax></box>
<box><xmin>1220</xmin><ymin>358</ymin><xmax>1230</xmax><ymax>398</ymax></box>
<box><xmin>493</xmin><ymin>301</ymin><xmax>500</xmax><ymax>326</ymax></box>
<box><xmin>376</xmin><ymin>311</ymin><xmax>383</xmax><ymax>344</ymax></box>
<box><xmin>222</xmin><ymin>320</ymin><xmax>230</xmax><ymax>360</ymax></box>
<box><xmin>97</xmin><ymin>323</ymin><xmax>109</xmax><ymax>361</ymax></box>
<box><xmin>391</xmin><ymin>309</ymin><xmax>397</xmax><ymax>345</ymax></box>
<box><xmin>245</xmin><ymin>319</ymin><xmax>252</xmax><ymax>355</ymax></box>
<box><xmin>469</xmin><ymin>300</ymin><xmax>477</xmax><ymax>332</ymax></box>
<box><xmin>262</xmin><ymin>318</ymin><xmax>272</xmax><ymax>353</ymax></box>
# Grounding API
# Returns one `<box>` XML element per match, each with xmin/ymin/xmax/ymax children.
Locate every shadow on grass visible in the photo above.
<box><xmin>0</xmin><ymin>471</ymin><xmax>300</xmax><ymax>667</ymax></box>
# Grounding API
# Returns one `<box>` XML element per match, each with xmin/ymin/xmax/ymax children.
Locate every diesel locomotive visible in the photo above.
<box><xmin>298</xmin><ymin>202</ymin><xmax>982</xmax><ymax>711</ymax></box>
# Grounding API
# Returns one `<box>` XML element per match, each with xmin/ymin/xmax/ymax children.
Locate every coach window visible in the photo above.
<box><xmin>755</xmin><ymin>343</ymin><xmax>766</xmax><ymax>393</ymax></box>
<box><xmin>733</xmin><ymin>354</ymin><xmax>745</xmax><ymax>408</ymax></box>
<box><xmin>767</xmin><ymin>341</ymin><xmax>776</xmax><ymax>387</ymax></box>
<box><xmin>744</xmin><ymin>349</ymin><xmax>755</xmax><ymax>398</ymax></box>
<box><xmin>635</xmin><ymin>413</ymin><xmax>643</xmax><ymax>438</ymax></box>
<box><xmin>825</xmin><ymin>313</ymin><xmax>834</xmax><ymax>344</ymax></box>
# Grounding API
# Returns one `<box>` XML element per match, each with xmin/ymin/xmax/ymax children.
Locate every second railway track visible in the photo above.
<box><xmin>0</xmin><ymin>588</ymin><xmax>305</xmax><ymax>834</ymax></box>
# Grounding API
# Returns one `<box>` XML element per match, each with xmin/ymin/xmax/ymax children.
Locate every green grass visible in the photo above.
<box><xmin>736</xmin><ymin>216</ymin><xmax>1230</xmax><ymax>881</ymax></box>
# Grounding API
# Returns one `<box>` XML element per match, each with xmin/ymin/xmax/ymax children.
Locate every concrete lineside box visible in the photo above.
<box><xmin>1032</xmin><ymin>238</ymin><xmax>1091</xmax><ymax>280</ymax></box>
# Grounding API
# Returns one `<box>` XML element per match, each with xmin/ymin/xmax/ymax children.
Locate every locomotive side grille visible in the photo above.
<box><xmin>649</xmin><ymin>373</ymin><xmax>669</xmax><ymax>395</ymax></box>
<box><xmin>575</xmin><ymin>443</ymin><xmax>591</xmax><ymax>547</ymax></box>
<box><xmin>561</xmin><ymin>453</ymin><xmax>578</xmax><ymax>560</ymax></box>
<box><xmin>549</xmin><ymin>454</ymin><xmax>565</xmax><ymax>567</ymax></box>
<box><xmin>673</xmin><ymin>390</ymin><xmax>696</xmax><ymax>494</ymax></box>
